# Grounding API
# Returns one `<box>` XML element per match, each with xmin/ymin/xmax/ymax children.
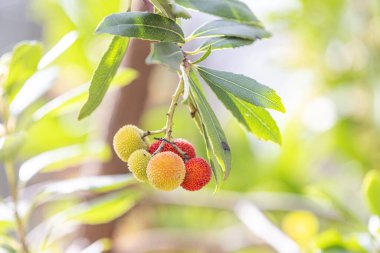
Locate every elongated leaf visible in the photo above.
<box><xmin>96</xmin><ymin>12</ymin><xmax>185</xmax><ymax>43</ymax></box>
<box><xmin>19</xmin><ymin>142</ymin><xmax>110</xmax><ymax>182</ymax></box>
<box><xmin>197</xmin><ymin>66</ymin><xmax>285</xmax><ymax>112</ymax></box>
<box><xmin>192</xmin><ymin>46</ymin><xmax>212</xmax><ymax>64</ymax></box>
<box><xmin>78</xmin><ymin>36</ymin><xmax>129</xmax><ymax>120</ymax></box>
<box><xmin>363</xmin><ymin>170</ymin><xmax>380</xmax><ymax>216</ymax></box>
<box><xmin>175</xmin><ymin>0</ymin><xmax>259</xmax><ymax>24</ymax></box>
<box><xmin>40</xmin><ymin>175</ymin><xmax>135</xmax><ymax>196</ymax></box>
<box><xmin>150</xmin><ymin>0</ymin><xmax>174</xmax><ymax>18</ymax></box>
<box><xmin>146</xmin><ymin>42</ymin><xmax>184</xmax><ymax>70</ymax></box>
<box><xmin>4</xmin><ymin>41</ymin><xmax>43</xmax><ymax>100</ymax></box>
<box><xmin>10</xmin><ymin>67</ymin><xmax>59</xmax><ymax>116</ymax></box>
<box><xmin>69</xmin><ymin>191</ymin><xmax>140</xmax><ymax>224</ymax></box>
<box><xmin>189</xmin><ymin>95</ymin><xmax>223</xmax><ymax>188</ymax></box>
<box><xmin>38</xmin><ymin>31</ymin><xmax>78</xmax><ymax>69</ymax></box>
<box><xmin>191</xmin><ymin>20</ymin><xmax>270</xmax><ymax>40</ymax></box>
<box><xmin>189</xmin><ymin>70</ymin><xmax>231</xmax><ymax>179</ymax></box>
<box><xmin>199</xmin><ymin>37</ymin><xmax>253</xmax><ymax>52</ymax></box>
<box><xmin>208</xmin><ymin>84</ymin><xmax>281</xmax><ymax>144</ymax></box>
<box><xmin>34</xmin><ymin>69</ymin><xmax>137</xmax><ymax>121</ymax></box>
<box><xmin>180</xmin><ymin>65</ymin><xmax>190</xmax><ymax>101</ymax></box>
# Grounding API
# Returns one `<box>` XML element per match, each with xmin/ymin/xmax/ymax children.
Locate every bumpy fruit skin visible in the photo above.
<box><xmin>127</xmin><ymin>149</ymin><xmax>151</xmax><ymax>182</ymax></box>
<box><xmin>147</xmin><ymin>151</ymin><xmax>186</xmax><ymax>191</ymax></box>
<box><xmin>148</xmin><ymin>138</ymin><xmax>196</xmax><ymax>160</ymax></box>
<box><xmin>181</xmin><ymin>158</ymin><xmax>211</xmax><ymax>191</ymax></box>
<box><xmin>113</xmin><ymin>125</ymin><xmax>148</xmax><ymax>162</ymax></box>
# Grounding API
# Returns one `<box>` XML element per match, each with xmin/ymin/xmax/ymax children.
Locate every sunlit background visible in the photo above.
<box><xmin>1</xmin><ymin>0</ymin><xmax>380</xmax><ymax>252</ymax></box>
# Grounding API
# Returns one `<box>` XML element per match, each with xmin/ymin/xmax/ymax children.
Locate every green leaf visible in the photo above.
<box><xmin>175</xmin><ymin>0</ymin><xmax>259</xmax><ymax>24</ymax></box>
<box><xmin>197</xmin><ymin>66</ymin><xmax>285</xmax><ymax>113</ymax></box>
<box><xmin>78</xmin><ymin>36</ymin><xmax>129</xmax><ymax>120</ymax></box>
<box><xmin>0</xmin><ymin>133</ymin><xmax>26</xmax><ymax>162</ymax></box>
<box><xmin>39</xmin><ymin>175</ymin><xmax>135</xmax><ymax>196</ymax></box>
<box><xmin>363</xmin><ymin>170</ymin><xmax>380</xmax><ymax>216</ymax></box>
<box><xmin>10</xmin><ymin>67</ymin><xmax>59</xmax><ymax>116</ymax></box>
<box><xmin>207</xmin><ymin>84</ymin><xmax>282</xmax><ymax>144</ymax></box>
<box><xmin>150</xmin><ymin>0</ymin><xmax>175</xmax><ymax>18</ymax></box>
<box><xmin>96</xmin><ymin>12</ymin><xmax>185</xmax><ymax>43</ymax></box>
<box><xmin>172</xmin><ymin>4</ymin><xmax>192</xmax><ymax>19</ymax></box>
<box><xmin>69</xmin><ymin>191</ymin><xmax>141</xmax><ymax>224</ymax></box>
<box><xmin>192</xmin><ymin>46</ymin><xmax>212</xmax><ymax>64</ymax></box>
<box><xmin>19</xmin><ymin>142</ymin><xmax>110</xmax><ymax>183</ymax></box>
<box><xmin>189</xmin><ymin>70</ymin><xmax>231</xmax><ymax>179</ymax></box>
<box><xmin>146</xmin><ymin>42</ymin><xmax>184</xmax><ymax>70</ymax></box>
<box><xmin>191</xmin><ymin>19</ymin><xmax>270</xmax><ymax>40</ymax></box>
<box><xmin>34</xmin><ymin>69</ymin><xmax>137</xmax><ymax>121</ymax></box>
<box><xmin>198</xmin><ymin>37</ymin><xmax>254</xmax><ymax>52</ymax></box>
<box><xmin>38</xmin><ymin>31</ymin><xmax>78</xmax><ymax>69</ymax></box>
<box><xmin>4</xmin><ymin>41</ymin><xmax>43</xmax><ymax>101</ymax></box>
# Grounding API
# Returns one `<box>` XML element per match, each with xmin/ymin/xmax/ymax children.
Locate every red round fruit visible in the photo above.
<box><xmin>181</xmin><ymin>158</ymin><xmax>211</xmax><ymax>191</ymax></box>
<box><xmin>148</xmin><ymin>138</ymin><xmax>196</xmax><ymax>160</ymax></box>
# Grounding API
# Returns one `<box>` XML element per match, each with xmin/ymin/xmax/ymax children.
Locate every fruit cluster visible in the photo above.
<box><xmin>113</xmin><ymin>125</ymin><xmax>211</xmax><ymax>191</ymax></box>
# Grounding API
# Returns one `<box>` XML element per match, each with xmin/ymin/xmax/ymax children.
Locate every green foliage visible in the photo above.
<box><xmin>188</xmin><ymin>70</ymin><xmax>232</xmax><ymax>181</ymax></box>
<box><xmin>208</xmin><ymin>84</ymin><xmax>281</xmax><ymax>144</ymax></box>
<box><xmin>197</xmin><ymin>66</ymin><xmax>285</xmax><ymax>113</ymax></box>
<box><xmin>146</xmin><ymin>42</ymin><xmax>184</xmax><ymax>70</ymax></box>
<box><xmin>191</xmin><ymin>19</ymin><xmax>271</xmax><ymax>40</ymax></box>
<box><xmin>362</xmin><ymin>170</ymin><xmax>380</xmax><ymax>216</ymax></box>
<box><xmin>174</xmin><ymin>0</ymin><xmax>260</xmax><ymax>24</ymax></box>
<box><xmin>3</xmin><ymin>42</ymin><xmax>43</xmax><ymax>101</ymax></box>
<box><xmin>96</xmin><ymin>12</ymin><xmax>185</xmax><ymax>43</ymax></box>
<box><xmin>198</xmin><ymin>37</ymin><xmax>254</xmax><ymax>52</ymax></box>
<box><xmin>78</xmin><ymin>36</ymin><xmax>130</xmax><ymax>119</ymax></box>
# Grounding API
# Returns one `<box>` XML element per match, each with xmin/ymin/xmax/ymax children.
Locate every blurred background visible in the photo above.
<box><xmin>1</xmin><ymin>0</ymin><xmax>380</xmax><ymax>252</ymax></box>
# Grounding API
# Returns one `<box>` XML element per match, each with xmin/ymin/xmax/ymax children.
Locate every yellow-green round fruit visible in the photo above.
<box><xmin>147</xmin><ymin>152</ymin><xmax>186</xmax><ymax>191</ymax></box>
<box><xmin>113</xmin><ymin>125</ymin><xmax>148</xmax><ymax>162</ymax></box>
<box><xmin>127</xmin><ymin>149</ymin><xmax>151</xmax><ymax>182</ymax></box>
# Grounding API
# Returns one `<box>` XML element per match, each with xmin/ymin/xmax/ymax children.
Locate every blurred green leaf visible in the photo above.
<box><xmin>96</xmin><ymin>12</ymin><xmax>185</xmax><ymax>43</ymax></box>
<box><xmin>146</xmin><ymin>42</ymin><xmax>184</xmax><ymax>70</ymax></box>
<box><xmin>78</xmin><ymin>36</ymin><xmax>129</xmax><ymax>120</ymax></box>
<box><xmin>19</xmin><ymin>142</ymin><xmax>110</xmax><ymax>183</ymax></box>
<box><xmin>204</xmin><ymin>79</ymin><xmax>282</xmax><ymax>144</ymax></box>
<box><xmin>174</xmin><ymin>0</ymin><xmax>260</xmax><ymax>25</ymax></box>
<box><xmin>4</xmin><ymin>41</ymin><xmax>43</xmax><ymax>101</ymax></box>
<box><xmin>10</xmin><ymin>67</ymin><xmax>59</xmax><ymax>116</ymax></box>
<box><xmin>34</xmin><ymin>68</ymin><xmax>137</xmax><ymax>121</ymax></box>
<box><xmin>189</xmin><ymin>69</ymin><xmax>231</xmax><ymax>180</ymax></box>
<box><xmin>39</xmin><ymin>175</ymin><xmax>135</xmax><ymax>196</ymax></box>
<box><xmin>0</xmin><ymin>133</ymin><xmax>26</xmax><ymax>162</ymax></box>
<box><xmin>191</xmin><ymin>20</ymin><xmax>270</xmax><ymax>40</ymax></box>
<box><xmin>69</xmin><ymin>191</ymin><xmax>141</xmax><ymax>224</ymax></box>
<box><xmin>362</xmin><ymin>170</ymin><xmax>380</xmax><ymax>216</ymax></box>
<box><xmin>198</xmin><ymin>37</ymin><xmax>253</xmax><ymax>52</ymax></box>
<box><xmin>197</xmin><ymin>66</ymin><xmax>285</xmax><ymax>112</ymax></box>
<box><xmin>38</xmin><ymin>31</ymin><xmax>78</xmax><ymax>69</ymax></box>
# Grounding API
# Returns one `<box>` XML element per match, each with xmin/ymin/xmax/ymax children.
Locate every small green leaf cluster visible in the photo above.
<box><xmin>78</xmin><ymin>0</ymin><xmax>285</xmax><ymax>187</ymax></box>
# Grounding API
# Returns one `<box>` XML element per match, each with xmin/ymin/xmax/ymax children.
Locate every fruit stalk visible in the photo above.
<box><xmin>153</xmin><ymin>77</ymin><xmax>184</xmax><ymax>154</ymax></box>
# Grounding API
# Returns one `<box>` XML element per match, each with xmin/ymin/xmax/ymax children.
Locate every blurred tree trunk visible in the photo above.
<box><xmin>81</xmin><ymin>1</ymin><xmax>153</xmax><ymax>249</ymax></box>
